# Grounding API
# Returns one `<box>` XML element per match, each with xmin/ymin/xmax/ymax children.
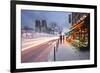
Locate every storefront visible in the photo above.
<box><xmin>66</xmin><ymin>13</ymin><xmax>90</xmax><ymax>49</ymax></box>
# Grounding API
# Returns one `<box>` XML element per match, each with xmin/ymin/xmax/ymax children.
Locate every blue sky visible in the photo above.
<box><xmin>21</xmin><ymin>10</ymin><xmax>72</xmax><ymax>33</ymax></box>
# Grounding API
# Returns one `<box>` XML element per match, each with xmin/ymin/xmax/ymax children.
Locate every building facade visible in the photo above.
<box><xmin>66</xmin><ymin>13</ymin><xmax>90</xmax><ymax>49</ymax></box>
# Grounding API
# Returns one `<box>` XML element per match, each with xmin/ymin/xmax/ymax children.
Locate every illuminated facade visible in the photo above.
<box><xmin>66</xmin><ymin>13</ymin><xmax>90</xmax><ymax>49</ymax></box>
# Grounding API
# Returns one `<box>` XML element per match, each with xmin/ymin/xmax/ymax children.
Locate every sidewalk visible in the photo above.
<box><xmin>48</xmin><ymin>40</ymin><xmax>90</xmax><ymax>61</ymax></box>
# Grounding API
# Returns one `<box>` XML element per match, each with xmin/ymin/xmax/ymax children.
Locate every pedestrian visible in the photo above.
<box><xmin>60</xmin><ymin>35</ymin><xmax>62</xmax><ymax>43</ymax></box>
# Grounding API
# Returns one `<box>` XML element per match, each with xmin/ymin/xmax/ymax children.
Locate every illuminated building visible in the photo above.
<box><xmin>66</xmin><ymin>13</ymin><xmax>90</xmax><ymax>49</ymax></box>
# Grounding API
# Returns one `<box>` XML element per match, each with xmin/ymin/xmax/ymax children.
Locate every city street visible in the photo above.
<box><xmin>21</xmin><ymin>36</ymin><xmax>90</xmax><ymax>63</ymax></box>
<box><xmin>21</xmin><ymin>11</ymin><xmax>90</xmax><ymax>63</ymax></box>
<box><xmin>21</xmin><ymin>37</ymin><xmax>59</xmax><ymax>63</ymax></box>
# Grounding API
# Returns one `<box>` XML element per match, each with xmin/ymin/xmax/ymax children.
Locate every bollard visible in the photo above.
<box><xmin>54</xmin><ymin>46</ymin><xmax>56</xmax><ymax>61</ymax></box>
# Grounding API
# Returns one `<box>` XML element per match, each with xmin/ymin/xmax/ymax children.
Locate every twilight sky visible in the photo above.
<box><xmin>21</xmin><ymin>10</ymin><xmax>72</xmax><ymax>33</ymax></box>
